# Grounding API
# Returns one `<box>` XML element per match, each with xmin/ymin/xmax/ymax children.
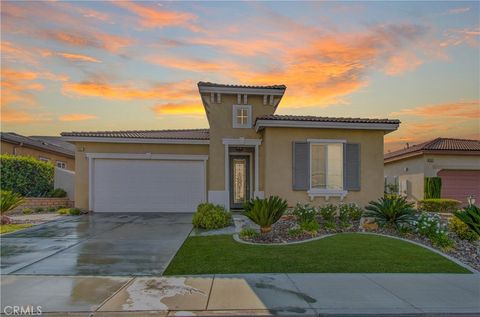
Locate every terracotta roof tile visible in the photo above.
<box><xmin>61</xmin><ymin>129</ymin><xmax>210</xmax><ymax>140</ymax></box>
<box><xmin>256</xmin><ymin>114</ymin><xmax>400</xmax><ymax>124</ymax></box>
<box><xmin>385</xmin><ymin>138</ymin><xmax>480</xmax><ymax>160</ymax></box>
<box><xmin>198</xmin><ymin>81</ymin><xmax>286</xmax><ymax>90</ymax></box>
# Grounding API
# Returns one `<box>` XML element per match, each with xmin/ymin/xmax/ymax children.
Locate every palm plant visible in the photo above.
<box><xmin>364</xmin><ymin>195</ymin><xmax>415</xmax><ymax>229</ymax></box>
<box><xmin>243</xmin><ymin>196</ymin><xmax>288</xmax><ymax>233</ymax></box>
<box><xmin>1</xmin><ymin>190</ymin><xmax>25</xmax><ymax>224</ymax></box>
<box><xmin>454</xmin><ymin>205</ymin><xmax>480</xmax><ymax>236</ymax></box>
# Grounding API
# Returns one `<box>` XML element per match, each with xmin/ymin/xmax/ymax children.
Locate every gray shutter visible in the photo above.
<box><xmin>344</xmin><ymin>143</ymin><xmax>360</xmax><ymax>191</ymax></box>
<box><xmin>292</xmin><ymin>141</ymin><xmax>309</xmax><ymax>190</ymax></box>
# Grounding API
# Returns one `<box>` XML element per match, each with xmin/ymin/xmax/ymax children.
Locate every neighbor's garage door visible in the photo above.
<box><xmin>92</xmin><ymin>159</ymin><xmax>205</xmax><ymax>213</ymax></box>
<box><xmin>438</xmin><ymin>170</ymin><xmax>480</xmax><ymax>205</ymax></box>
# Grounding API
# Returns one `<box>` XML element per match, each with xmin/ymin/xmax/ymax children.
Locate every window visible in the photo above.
<box><xmin>39</xmin><ymin>157</ymin><xmax>50</xmax><ymax>163</ymax></box>
<box><xmin>232</xmin><ymin>105</ymin><xmax>252</xmax><ymax>128</ymax></box>
<box><xmin>56</xmin><ymin>161</ymin><xmax>67</xmax><ymax>169</ymax></box>
<box><xmin>310</xmin><ymin>143</ymin><xmax>344</xmax><ymax>191</ymax></box>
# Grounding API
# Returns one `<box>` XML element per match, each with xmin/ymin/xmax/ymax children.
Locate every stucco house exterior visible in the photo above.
<box><xmin>62</xmin><ymin>82</ymin><xmax>400</xmax><ymax>213</ymax></box>
<box><xmin>384</xmin><ymin>138</ymin><xmax>480</xmax><ymax>205</ymax></box>
<box><xmin>1</xmin><ymin>132</ymin><xmax>75</xmax><ymax>171</ymax></box>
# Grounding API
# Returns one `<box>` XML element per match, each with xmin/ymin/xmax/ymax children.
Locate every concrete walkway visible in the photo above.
<box><xmin>1</xmin><ymin>273</ymin><xmax>479</xmax><ymax>316</ymax></box>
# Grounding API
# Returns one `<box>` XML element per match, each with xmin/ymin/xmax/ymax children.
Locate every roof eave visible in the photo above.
<box><xmin>255</xmin><ymin>120</ymin><xmax>400</xmax><ymax>132</ymax></box>
<box><xmin>384</xmin><ymin>149</ymin><xmax>480</xmax><ymax>163</ymax></box>
<box><xmin>61</xmin><ymin>136</ymin><xmax>210</xmax><ymax>145</ymax></box>
<box><xmin>198</xmin><ymin>85</ymin><xmax>286</xmax><ymax>96</ymax></box>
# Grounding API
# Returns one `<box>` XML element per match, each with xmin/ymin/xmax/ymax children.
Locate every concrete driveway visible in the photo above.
<box><xmin>1</xmin><ymin>213</ymin><xmax>192</xmax><ymax>276</ymax></box>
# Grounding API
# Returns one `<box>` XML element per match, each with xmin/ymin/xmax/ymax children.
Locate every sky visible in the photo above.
<box><xmin>1</xmin><ymin>1</ymin><xmax>479</xmax><ymax>152</ymax></box>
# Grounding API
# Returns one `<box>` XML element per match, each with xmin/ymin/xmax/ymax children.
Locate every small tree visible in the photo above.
<box><xmin>424</xmin><ymin>177</ymin><xmax>442</xmax><ymax>199</ymax></box>
<box><xmin>1</xmin><ymin>190</ymin><xmax>25</xmax><ymax>224</ymax></box>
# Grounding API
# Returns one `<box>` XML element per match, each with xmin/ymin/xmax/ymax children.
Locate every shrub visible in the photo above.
<box><xmin>454</xmin><ymin>205</ymin><xmax>480</xmax><ymax>236</ymax></box>
<box><xmin>338</xmin><ymin>205</ymin><xmax>350</xmax><ymax>228</ymax></box>
<box><xmin>430</xmin><ymin>232</ymin><xmax>454</xmax><ymax>249</ymax></box>
<box><xmin>192</xmin><ymin>203</ymin><xmax>232</xmax><ymax>230</ymax></box>
<box><xmin>243</xmin><ymin>196</ymin><xmax>288</xmax><ymax>234</ymax></box>
<box><xmin>288</xmin><ymin>228</ymin><xmax>303</xmax><ymax>237</ymax></box>
<box><xmin>449</xmin><ymin>216</ymin><xmax>479</xmax><ymax>242</ymax></box>
<box><xmin>364</xmin><ymin>196</ymin><xmax>416</xmax><ymax>229</ymax></box>
<box><xmin>0</xmin><ymin>190</ymin><xmax>25</xmax><ymax>214</ymax></box>
<box><xmin>58</xmin><ymin>208</ymin><xmax>69</xmax><ymax>215</ymax></box>
<box><xmin>0</xmin><ymin>154</ymin><xmax>54</xmax><ymax>197</ymax></box>
<box><xmin>418</xmin><ymin>199</ymin><xmax>461</xmax><ymax>213</ymax></box>
<box><xmin>239</xmin><ymin>228</ymin><xmax>259</xmax><ymax>239</ymax></box>
<box><xmin>319</xmin><ymin>204</ymin><xmax>337</xmax><ymax>222</ymax></box>
<box><xmin>58</xmin><ymin>208</ymin><xmax>82</xmax><ymax>216</ymax></box>
<box><xmin>424</xmin><ymin>177</ymin><xmax>442</xmax><ymax>199</ymax></box>
<box><xmin>413</xmin><ymin>213</ymin><xmax>453</xmax><ymax>249</ymax></box>
<box><xmin>292</xmin><ymin>203</ymin><xmax>317</xmax><ymax>224</ymax></box>
<box><xmin>299</xmin><ymin>220</ymin><xmax>320</xmax><ymax>233</ymax></box>
<box><xmin>48</xmin><ymin>188</ymin><xmax>67</xmax><ymax>198</ymax></box>
<box><xmin>47</xmin><ymin>207</ymin><xmax>57</xmax><ymax>212</ymax></box>
<box><xmin>339</xmin><ymin>203</ymin><xmax>363</xmax><ymax>221</ymax></box>
<box><xmin>34</xmin><ymin>207</ymin><xmax>44</xmax><ymax>213</ymax></box>
<box><xmin>22</xmin><ymin>208</ymin><xmax>33</xmax><ymax>214</ymax></box>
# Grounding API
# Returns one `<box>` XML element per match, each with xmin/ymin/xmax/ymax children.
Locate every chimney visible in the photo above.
<box><xmin>405</xmin><ymin>143</ymin><xmax>409</xmax><ymax>149</ymax></box>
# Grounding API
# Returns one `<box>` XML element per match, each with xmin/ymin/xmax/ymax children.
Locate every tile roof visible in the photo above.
<box><xmin>61</xmin><ymin>129</ymin><xmax>210</xmax><ymax>140</ymax></box>
<box><xmin>198</xmin><ymin>81</ymin><xmax>286</xmax><ymax>90</ymax></box>
<box><xmin>1</xmin><ymin>132</ymin><xmax>75</xmax><ymax>157</ymax></box>
<box><xmin>256</xmin><ymin>114</ymin><xmax>400</xmax><ymax>124</ymax></box>
<box><xmin>385</xmin><ymin>138</ymin><xmax>480</xmax><ymax>160</ymax></box>
<box><xmin>29</xmin><ymin>136</ymin><xmax>76</xmax><ymax>152</ymax></box>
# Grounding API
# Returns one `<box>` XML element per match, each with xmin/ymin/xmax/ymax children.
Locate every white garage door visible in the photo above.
<box><xmin>92</xmin><ymin>158</ymin><xmax>206</xmax><ymax>213</ymax></box>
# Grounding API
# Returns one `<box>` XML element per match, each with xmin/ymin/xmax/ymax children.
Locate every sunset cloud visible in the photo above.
<box><xmin>152</xmin><ymin>102</ymin><xmax>204</xmax><ymax>115</ymax></box>
<box><xmin>57</xmin><ymin>52</ymin><xmax>101</xmax><ymax>63</ymax></box>
<box><xmin>59</xmin><ymin>113</ymin><xmax>97</xmax><ymax>121</ymax></box>
<box><xmin>392</xmin><ymin>100</ymin><xmax>480</xmax><ymax>118</ymax></box>
<box><xmin>146</xmin><ymin>55</ymin><xmax>239</xmax><ymax>72</ymax></box>
<box><xmin>1</xmin><ymin>108</ymin><xmax>37</xmax><ymax>123</ymax></box>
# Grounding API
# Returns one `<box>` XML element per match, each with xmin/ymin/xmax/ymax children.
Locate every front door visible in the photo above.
<box><xmin>230</xmin><ymin>155</ymin><xmax>251</xmax><ymax>210</ymax></box>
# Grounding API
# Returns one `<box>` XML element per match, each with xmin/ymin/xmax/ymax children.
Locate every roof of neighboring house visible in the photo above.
<box><xmin>384</xmin><ymin>138</ymin><xmax>480</xmax><ymax>162</ymax></box>
<box><xmin>61</xmin><ymin>129</ymin><xmax>210</xmax><ymax>140</ymax></box>
<box><xmin>29</xmin><ymin>136</ymin><xmax>76</xmax><ymax>152</ymax></box>
<box><xmin>1</xmin><ymin>132</ymin><xmax>75</xmax><ymax>157</ymax></box>
<box><xmin>197</xmin><ymin>81</ymin><xmax>286</xmax><ymax>90</ymax></box>
<box><xmin>256</xmin><ymin>114</ymin><xmax>400</xmax><ymax>124</ymax></box>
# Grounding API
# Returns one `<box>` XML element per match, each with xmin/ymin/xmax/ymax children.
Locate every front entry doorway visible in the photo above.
<box><xmin>229</xmin><ymin>154</ymin><xmax>251</xmax><ymax>210</ymax></box>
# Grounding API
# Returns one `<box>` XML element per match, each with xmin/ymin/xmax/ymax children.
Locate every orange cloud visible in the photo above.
<box><xmin>115</xmin><ymin>1</ymin><xmax>198</xmax><ymax>30</ymax></box>
<box><xmin>146</xmin><ymin>55</ymin><xmax>239</xmax><ymax>72</ymax></box>
<box><xmin>383</xmin><ymin>51</ymin><xmax>423</xmax><ymax>76</ymax></box>
<box><xmin>152</xmin><ymin>102</ymin><xmax>204</xmax><ymax>115</ymax></box>
<box><xmin>1</xmin><ymin>108</ymin><xmax>36</xmax><ymax>123</ymax></box>
<box><xmin>59</xmin><ymin>113</ymin><xmax>97</xmax><ymax>121</ymax></box>
<box><xmin>1</xmin><ymin>68</ymin><xmax>43</xmax><ymax>107</ymax></box>
<box><xmin>57</xmin><ymin>52</ymin><xmax>101</xmax><ymax>63</ymax></box>
<box><xmin>392</xmin><ymin>100</ymin><xmax>480</xmax><ymax>118</ymax></box>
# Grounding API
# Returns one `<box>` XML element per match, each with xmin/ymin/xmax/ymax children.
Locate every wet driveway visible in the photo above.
<box><xmin>0</xmin><ymin>213</ymin><xmax>193</xmax><ymax>276</ymax></box>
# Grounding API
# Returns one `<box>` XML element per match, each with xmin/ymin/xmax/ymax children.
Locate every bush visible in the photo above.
<box><xmin>292</xmin><ymin>203</ymin><xmax>316</xmax><ymax>224</ymax></box>
<box><xmin>58</xmin><ymin>208</ymin><xmax>82</xmax><ymax>216</ymax></box>
<box><xmin>192</xmin><ymin>203</ymin><xmax>232</xmax><ymax>230</ymax></box>
<box><xmin>0</xmin><ymin>190</ymin><xmax>25</xmax><ymax>214</ymax></box>
<box><xmin>454</xmin><ymin>205</ymin><xmax>480</xmax><ymax>236</ymax></box>
<box><xmin>364</xmin><ymin>196</ymin><xmax>416</xmax><ymax>229</ymax></box>
<box><xmin>418</xmin><ymin>199</ymin><xmax>461</xmax><ymax>213</ymax></box>
<box><xmin>424</xmin><ymin>177</ymin><xmax>442</xmax><ymax>199</ymax></box>
<box><xmin>58</xmin><ymin>208</ymin><xmax>69</xmax><ymax>215</ymax></box>
<box><xmin>0</xmin><ymin>154</ymin><xmax>54</xmax><ymax>197</ymax></box>
<box><xmin>288</xmin><ymin>228</ymin><xmax>303</xmax><ymax>237</ymax></box>
<box><xmin>34</xmin><ymin>207</ymin><xmax>44</xmax><ymax>213</ymax></box>
<box><xmin>47</xmin><ymin>207</ymin><xmax>56</xmax><ymax>212</ymax></box>
<box><xmin>48</xmin><ymin>188</ymin><xmax>67</xmax><ymax>198</ymax></box>
<box><xmin>299</xmin><ymin>220</ymin><xmax>320</xmax><ymax>233</ymax></box>
<box><xmin>319</xmin><ymin>204</ymin><xmax>337</xmax><ymax>222</ymax></box>
<box><xmin>449</xmin><ymin>216</ymin><xmax>479</xmax><ymax>242</ymax></box>
<box><xmin>243</xmin><ymin>196</ymin><xmax>288</xmax><ymax>234</ymax></box>
<box><xmin>22</xmin><ymin>208</ymin><xmax>33</xmax><ymax>214</ymax></box>
<box><xmin>239</xmin><ymin>228</ymin><xmax>259</xmax><ymax>239</ymax></box>
<box><xmin>430</xmin><ymin>232</ymin><xmax>454</xmax><ymax>249</ymax></box>
<box><xmin>413</xmin><ymin>213</ymin><xmax>453</xmax><ymax>249</ymax></box>
<box><xmin>339</xmin><ymin>203</ymin><xmax>363</xmax><ymax>222</ymax></box>
<box><xmin>338</xmin><ymin>205</ymin><xmax>350</xmax><ymax>227</ymax></box>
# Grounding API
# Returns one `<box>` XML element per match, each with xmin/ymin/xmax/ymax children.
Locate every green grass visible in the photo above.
<box><xmin>164</xmin><ymin>233</ymin><xmax>469</xmax><ymax>275</ymax></box>
<box><xmin>0</xmin><ymin>223</ymin><xmax>32</xmax><ymax>235</ymax></box>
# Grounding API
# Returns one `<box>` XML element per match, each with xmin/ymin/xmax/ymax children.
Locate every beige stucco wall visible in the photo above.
<box><xmin>201</xmin><ymin>93</ymin><xmax>278</xmax><ymax>192</ymax></box>
<box><xmin>385</xmin><ymin>153</ymin><xmax>480</xmax><ymax>201</ymax></box>
<box><xmin>1</xmin><ymin>140</ymin><xmax>75</xmax><ymax>171</ymax></box>
<box><xmin>73</xmin><ymin>142</ymin><xmax>209</xmax><ymax>209</ymax></box>
<box><xmin>263</xmin><ymin>127</ymin><xmax>386</xmax><ymax>207</ymax></box>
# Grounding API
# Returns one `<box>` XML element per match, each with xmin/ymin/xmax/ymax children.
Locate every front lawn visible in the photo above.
<box><xmin>0</xmin><ymin>223</ymin><xmax>32</xmax><ymax>235</ymax></box>
<box><xmin>164</xmin><ymin>233</ymin><xmax>469</xmax><ymax>275</ymax></box>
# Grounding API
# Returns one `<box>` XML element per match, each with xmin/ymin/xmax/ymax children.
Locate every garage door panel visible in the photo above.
<box><xmin>438</xmin><ymin>170</ymin><xmax>480</xmax><ymax>205</ymax></box>
<box><xmin>93</xmin><ymin>159</ymin><xmax>205</xmax><ymax>213</ymax></box>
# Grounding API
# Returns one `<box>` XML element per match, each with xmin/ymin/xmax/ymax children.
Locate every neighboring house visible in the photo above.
<box><xmin>1</xmin><ymin>132</ymin><xmax>75</xmax><ymax>171</ymax></box>
<box><xmin>384</xmin><ymin>138</ymin><xmax>480</xmax><ymax>205</ymax></box>
<box><xmin>62</xmin><ymin>82</ymin><xmax>399</xmax><ymax>213</ymax></box>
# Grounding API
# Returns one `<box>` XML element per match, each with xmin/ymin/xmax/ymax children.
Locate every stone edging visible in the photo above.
<box><xmin>233</xmin><ymin>231</ymin><xmax>478</xmax><ymax>273</ymax></box>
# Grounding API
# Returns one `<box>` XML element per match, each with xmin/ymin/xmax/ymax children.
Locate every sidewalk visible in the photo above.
<box><xmin>1</xmin><ymin>273</ymin><xmax>479</xmax><ymax>316</ymax></box>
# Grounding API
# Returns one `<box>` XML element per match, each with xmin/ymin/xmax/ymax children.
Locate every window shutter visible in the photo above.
<box><xmin>293</xmin><ymin>141</ymin><xmax>309</xmax><ymax>190</ymax></box>
<box><xmin>344</xmin><ymin>143</ymin><xmax>360</xmax><ymax>191</ymax></box>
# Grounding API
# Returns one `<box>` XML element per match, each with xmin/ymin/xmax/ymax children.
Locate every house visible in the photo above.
<box><xmin>1</xmin><ymin>132</ymin><xmax>75</xmax><ymax>171</ymax></box>
<box><xmin>61</xmin><ymin>82</ymin><xmax>400</xmax><ymax>213</ymax></box>
<box><xmin>384</xmin><ymin>138</ymin><xmax>480</xmax><ymax>205</ymax></box>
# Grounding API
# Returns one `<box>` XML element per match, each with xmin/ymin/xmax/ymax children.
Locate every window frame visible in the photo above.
<box><xmin>232</xmin><ymin>105</ymin><xmax>252</xmax><ymax>128</ymax></box>
<box><xmin>307</xmin><ymin>139</ymin><xmax>347</xmax><ymax>199</ymax></box>
<box><xmin>56</xmin><ymin>160</ymin><xmax>67</xmax><ymax>169</ymax></box>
